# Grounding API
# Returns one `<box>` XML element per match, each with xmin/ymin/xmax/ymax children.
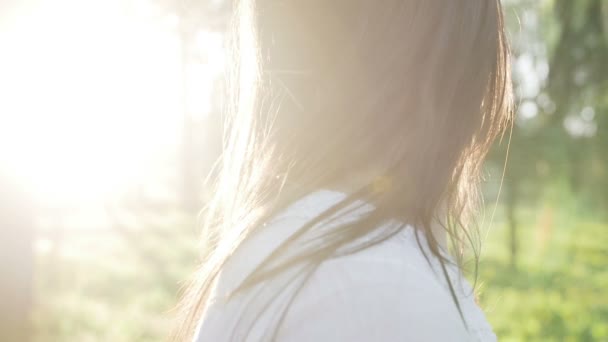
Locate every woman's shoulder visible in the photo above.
<box><xmin>269</xmin><ymin>226</ymin><xmax>477</xmax><ymax>340</ymax></box>
<box><xmin>216</xmin><ymin>188</ymin><xmax>467</xmax><ymax>312</ymax></box>
<box><xmin>271</xmin><ymin>191</ymin><xmax>493</xmax><ymax>341</ymax></box>
<box><xmin>201</xmin><ymin>190</ymin><xmax>495</xmax><ymax>341</ymax></box>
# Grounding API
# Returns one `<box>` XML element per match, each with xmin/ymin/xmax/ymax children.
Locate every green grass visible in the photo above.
<box><xmin>33</xmin><ymin>219</ymin><xmax>200</xmax><ymax>342</ymax></box>
<box><xmin>33</xmin><ymin>209</ymin><xmax>607</xmax><ymax>341</ymax></box>
<box><xmin>478</xmin><ymin>212</ymin><xmax>608</xmax><ymax>341</ymax></box>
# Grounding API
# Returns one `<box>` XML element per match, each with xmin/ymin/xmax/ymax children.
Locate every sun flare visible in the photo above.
<box><xmin>0</xmin><ymin>0</ymin><xmax>223</xmax><ymax>205</ymax></box>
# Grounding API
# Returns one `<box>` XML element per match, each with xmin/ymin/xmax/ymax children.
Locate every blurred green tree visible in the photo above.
<box><xmin>490</xmin><ymin>0</ymin><xmax>608</xmax><ymax>269</ymax></box>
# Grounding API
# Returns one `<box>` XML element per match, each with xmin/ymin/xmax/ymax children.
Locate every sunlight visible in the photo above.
<box><xmin>0</xmin><ymin>0</ymin><xmax>223</xmax><ymax>205</ymax></box>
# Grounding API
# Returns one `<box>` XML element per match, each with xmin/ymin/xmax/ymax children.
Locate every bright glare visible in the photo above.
<box><xmin>0</xmin><ymin>0</ymin><xmax>224</xmax><ymax>205</ymax></box>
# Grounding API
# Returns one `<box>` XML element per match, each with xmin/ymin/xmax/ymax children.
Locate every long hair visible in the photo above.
<box><xmin>174</xmin><ymin>0</ymin><xmax>513</xmax><ymax>340</ymax></box>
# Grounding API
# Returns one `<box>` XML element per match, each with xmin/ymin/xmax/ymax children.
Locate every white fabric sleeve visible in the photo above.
<box><xmin>276</xmin><ymin>258</ymin><xmax>472</xmax><ymax>342</ymax></box>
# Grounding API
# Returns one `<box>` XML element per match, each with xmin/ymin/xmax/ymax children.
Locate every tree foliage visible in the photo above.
<box><xmin>491</xmin><ymin>0</ymin><xmax>608</xmax><ymax>216</ymax></box>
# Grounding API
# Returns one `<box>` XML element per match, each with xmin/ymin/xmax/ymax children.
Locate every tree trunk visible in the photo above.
<box><xmin>179</xmin><ymin>21</ymin><xmax>199</xmax><ymax>214</ymax></box>
<box><xmin>505</xmin><ymin>179</ymin><xmax>519</xmax><ymax>270</ymax></box>
<box><xmin>0</xmin><ymin>176</ymin><xmax>34</xmax><ymax>342</ymax></box>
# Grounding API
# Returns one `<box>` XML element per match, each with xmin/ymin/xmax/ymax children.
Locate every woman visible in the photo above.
<box><xmin>176</xmin><ymin>0</ymin><xmax>512</xmax><ymax>341</ymax></box>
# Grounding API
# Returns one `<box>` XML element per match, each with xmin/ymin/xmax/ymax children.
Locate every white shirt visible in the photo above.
<box><xmin>195</xmin><ymin>190</ymin><xmax>496</xmax><ymax>341</ymax></box>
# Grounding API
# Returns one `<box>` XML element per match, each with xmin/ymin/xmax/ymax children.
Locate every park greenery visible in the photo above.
<box><xmin>4</xmin><ymin>0</ymin><xmax>607</xmax><ymax>341</ymax></box>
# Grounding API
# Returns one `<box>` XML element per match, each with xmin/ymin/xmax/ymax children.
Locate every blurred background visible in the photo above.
<box><xmin>0</xmin><ymin>0</ymin><xmax>606</xmax><ymax>341</ymax></box>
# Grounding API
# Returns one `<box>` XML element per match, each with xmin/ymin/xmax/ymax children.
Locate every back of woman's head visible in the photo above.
<box><xmin>176</xmin><ymin>0</ymin><xmax>512</xmax><ymax>339</ymax></box>
<box><xmin>220</xmin><ymin>0</ymin><xmax>512</xmax><ymax>251</ymax></box>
